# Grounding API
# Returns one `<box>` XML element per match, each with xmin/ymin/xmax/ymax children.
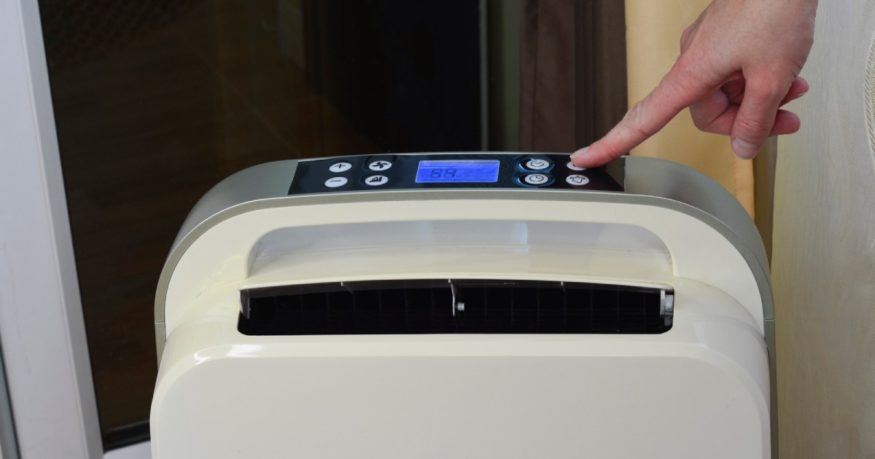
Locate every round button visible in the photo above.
<box><xmin>368</xmin><ymin>160</ymin><xmax>393</xmax><ymax>172</ymax></box>
<box><xmin>524</xmin><ymin>158</ymin><xmax>552</xmax><ymax>171</ymax></box>
<box><xmin>523</xmin><ymin>173</ymin><xmax>551</xmax><ymax>186</ymax></box>
<box><xmin>324</xmin><ymin>176</ymin><xmax>348</xmax><ymax>188</ymax></box>
<box><xmin>566</xmin><ymin>174</ymin><xmax>590</xmax><ymax>187</ymax></box>
<box><xmin>566</xmin><ymin>161</ymin><xmax>586</xmax><ymax>171</ymax></box>
<box><xmin>364</xmin><ymin>175</ymin><xmax>389</xmax><ymax>186</ymax></box>
<box><xmin>329</xmin><ymin>161</ymin><xmax>353</xmax><ymax>173</ymax></box>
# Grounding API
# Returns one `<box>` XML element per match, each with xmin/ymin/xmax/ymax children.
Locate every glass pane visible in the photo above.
<box><xmin>38</xmin><ymin>0</ymin><xmax>625</xmax><ymax>446</ymax></box>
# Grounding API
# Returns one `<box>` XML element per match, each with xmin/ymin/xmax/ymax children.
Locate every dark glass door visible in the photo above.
<box><xmin>37</xmin><ymin>0</ymin><xmax>625</xmax><ymax>448</ymax></box>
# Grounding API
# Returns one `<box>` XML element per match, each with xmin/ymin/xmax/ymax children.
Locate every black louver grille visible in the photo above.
<box><xmin>238</xmin><ymin>280</ymin><xmax>672</xmax><ymax>335</ymax></box>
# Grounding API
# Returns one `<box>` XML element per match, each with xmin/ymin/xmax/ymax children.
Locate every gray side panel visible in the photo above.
<box><xmin>765</xmin><ymin>318</ymin><xmax>778</xmax><ymax>459</ymax></box>
<box><xmin>625</xmin><ymin>156</ymin><xmax>777</xmax><ymax>459</ymax></box>
<box><xmin>624</xmin><ymin>157</ymin><xmax>773</xmax><ymax>321</ymax></box>
<box><xmin>0</xmin><ymin>341</ymin><xmax>20</xmax><ymax>459</ymax></box>
<box><xmin>624</xmin><ymin>157</ymin><xmax>769</xmax><ymax>285</ymax></box>
<box><xmin>169</xmin><ymin>160</ymin><xmax>299</xmax><ymax>251</ymax></box>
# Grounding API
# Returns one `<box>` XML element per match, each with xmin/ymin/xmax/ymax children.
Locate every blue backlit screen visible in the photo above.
<box><xmin>415</xmin><ymin>160</ymin><xmax>500</xmax><ymax>183</ymax></box>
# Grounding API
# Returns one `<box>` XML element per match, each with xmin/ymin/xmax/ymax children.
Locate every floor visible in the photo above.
<box><xmin>105</xmin><ymin>442</ymin><xmax>151</xmax><ymax>459</ymax></box>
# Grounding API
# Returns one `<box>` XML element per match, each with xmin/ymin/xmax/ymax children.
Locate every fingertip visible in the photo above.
<box><xmin>569</xmin><ymin>147</ymin><xmax>593</xmax><ymax>167</ymax></box>
<box><xmin>784</xmin><ymin>109</ymin><xmax>800</xmax><ymax>123</ymax></box>
<box><xmin>730</xmin><ymin>137</ymin><xmax>759</xmax><ymax>159</ymax></box>
<box><xmin>781</xmin><ymin>78</ymin><xmax>810</xmax><ymax>106</ymax></box>
<box><xmin>794</xmin><ymin>76</ymin><xmax>809</xmax><ymax>93</ymax></box>
<box><xmin>570</xmin><ymin>145</ymin><xmax>619</xmax><ymax>168</ymax></box>
<box><xmin>571</xmin><ymin>146</ymin><xmax>589</xmax><ymax>158</ymax></box>
<box><xmin>772</xmin><ymin>110</ymin><xmax>801</xmax><ymax>135</ymax></box>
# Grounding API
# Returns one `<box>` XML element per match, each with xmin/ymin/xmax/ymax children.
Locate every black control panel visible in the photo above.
<box><xmin>288</xmin><ymin>154</ymin><xmax>622</xmax><ymax>195</ymax></box>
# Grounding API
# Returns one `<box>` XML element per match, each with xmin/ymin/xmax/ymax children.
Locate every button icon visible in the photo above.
<box><xmin>567</xmin><ymin>161</ymin><xmax>586</xmax><ymax>171</ymax></box>
<box><xmin>368</xmin><ymin>160</ymin><xmax>393</xmax><ymax>172</ymax></box>
<box><xmin>364</xmin><ymin>175</ymin><xmax>389</xmax><ymax>186</ymax></box>
<box><xmin>324</xmin><ymin>177</ymin><xmax>348</xmax><ymax>188</ymax></box>
<box><xmin>329</xmin><ymin>161</ymin><xmax>353</xmax><ymax>173</ymax></box>
<box><xmin>566</xmin><ymin>174</ymin><xmax>590</xmax><ymax>186</ymax></box>
<box><xmin>523</xmin><ymin>173</ymin><xmax>550</xmax><ymax>186</ymax></box>
<box><xmin>525</xmin><ymin>158</ymin><xmax>552</xmax><ymax>171</ymax></box>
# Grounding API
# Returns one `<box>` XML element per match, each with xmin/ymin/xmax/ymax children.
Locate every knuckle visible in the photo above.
<box><xmin>669</xmin><ymin>58</ymin><xmax>710</xmax><ymax>94</ymax></box>
<box><xmin>735</xmin><ymin>116</ymin><xmax>771</xmax><ymax>138</ymax></box>
<box><xmin>680</xmin><ymin>28</ymin><xmax>691</xmax><ymax>51</ymax></box>
<box><xmin>750</xmin><ymin>74</ymin><xmax>790</xmax><ymax>100</ymax></box>
<box><xmin>624</xmin><ymin>122</ymin><xmax>655</xmax><ymax>143</ymax></box>
<box><xmin>622</xmin><ymin>105</ymin><xmax>656</xmax><ymax>138</ymax></box>
<box><xmin>689</xmin><ymin>99</ymin><xmax>723</xmax><ymax>133</ymax></box>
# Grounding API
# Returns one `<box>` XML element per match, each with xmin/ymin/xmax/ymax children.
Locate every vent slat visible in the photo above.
<box><xmin>239</xmin><ymin>280</ymin><xmax>672</xmax><ymax>335</ymax></box>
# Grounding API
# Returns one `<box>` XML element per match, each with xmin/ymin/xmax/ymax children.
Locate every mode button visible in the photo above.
<box><xmin>520</xmin><ymin>156</ymin><xmax>553</xmax><ymax>172</ymax></box>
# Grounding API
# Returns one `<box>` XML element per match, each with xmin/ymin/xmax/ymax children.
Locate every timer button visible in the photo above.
<box><xmin>324</xmin><ymin>176</ymin><xmax>349</xmax><ymax>188</ymax></box>
<box><xmin>368</xmin><ymin>159</ymin><xmax>393</xmax><ymax>172</ymax></box>
<box><xmin>566</xmin><ymin>161</ymin><xmax>586</xmax><ymax>172</ymax></box>
<box><xmin>566</xmin><ymin>174</ymin><xmax>590</xmax><ymax>187</ymax></box>
<box><xmin>329</xmin><ymin>161</ymin><xmax>353</xmax><ymax>173</ymax></box>
<box><xmin>364</xmin><ymin>175</ymin><xmax>389</xmax><ymax>186</ymax></box>
<box><xmin>523</xmin><ymin>157</ymin><xmax>553</xmax><ymax>171</ymax></box>
<box><xmin>522</xmin><ymin>173</ymin><xmax>552</xmax><ymax>186</ymax></box>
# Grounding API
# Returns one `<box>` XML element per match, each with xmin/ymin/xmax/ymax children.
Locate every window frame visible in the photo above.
<box><xmin>0</xmin><ymin>0</ymin><xmax>103</xmax><ymax>457</ymax></box>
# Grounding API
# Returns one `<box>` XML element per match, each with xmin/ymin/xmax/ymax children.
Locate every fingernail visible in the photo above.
<box><xmin>731</xmin><ymin>138</ymin><xmax>758</xmax><ymax>159</ymax></box>
<box><xmin>570</xmin><ymin>147</ymin><xmax>590</xmax><ymax>160</ymax></box>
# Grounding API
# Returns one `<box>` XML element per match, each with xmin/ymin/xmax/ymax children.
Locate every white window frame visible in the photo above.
<box><xmin>0</xmin><ymin>0</ymin><xmax>103</xmax><ymax>457</ymax></box>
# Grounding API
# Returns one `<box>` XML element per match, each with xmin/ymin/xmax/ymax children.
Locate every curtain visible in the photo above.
<box><xmin>519</xmin><ymin>0</ymin><xmax>627</xmax><ymax>151</ymax></box>
<box><xmin>625</xmin><ymin>0</ymin><xmax>755</xmax><ymax>216</ymax></box>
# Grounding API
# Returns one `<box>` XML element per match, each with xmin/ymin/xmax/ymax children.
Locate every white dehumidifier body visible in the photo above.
<box><xmin>151</xmin><ymin>153</ymin><xmax>775</xmax><ymax>458</ymax></box>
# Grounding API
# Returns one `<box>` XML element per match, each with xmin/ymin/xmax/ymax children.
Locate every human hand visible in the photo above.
<box><xmin>570</xmin><ymin>0</ymin><xmax>817</xmax><ymax>167</ymax></box>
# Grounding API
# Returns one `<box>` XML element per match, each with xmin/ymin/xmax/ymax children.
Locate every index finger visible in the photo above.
<box><xmin>571</xmin><ymin>61</ymin><xmax>713</xmax><ymax>167</ymax></box>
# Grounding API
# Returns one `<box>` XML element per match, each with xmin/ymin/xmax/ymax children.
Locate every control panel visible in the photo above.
<box><xmin>288</xmin><ymin>153</ymin><xmax>622</xmax><ymax>195</ymax></box>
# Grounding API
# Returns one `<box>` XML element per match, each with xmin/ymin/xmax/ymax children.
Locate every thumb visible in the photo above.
<box><xmin>730</xmin><ymin>74</ymin><xmax>791</xmax><ymax>158</ymax></box>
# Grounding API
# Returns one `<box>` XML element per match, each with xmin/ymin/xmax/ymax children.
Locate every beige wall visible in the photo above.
<box><xmin>773</xmin><ymin>1</ymin><xmax>875</xmax><ymax>457</ymax></box>
<box><xmin>625</xmin><ymin>0</ymin><xmax>755</xmax><ymax>216</ymax></box>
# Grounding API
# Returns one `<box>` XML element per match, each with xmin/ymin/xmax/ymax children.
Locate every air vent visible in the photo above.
<box><xmin>238</xmin><ymin>280</ymin><xmax>672</xmax><ymax>335</ymax></box>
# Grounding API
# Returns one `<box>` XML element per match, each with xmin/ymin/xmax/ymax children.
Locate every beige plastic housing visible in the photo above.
<box><xmin>151</xmin><ymin>155</ymin><xmax>774</xmax><ymax>459</ymax></box>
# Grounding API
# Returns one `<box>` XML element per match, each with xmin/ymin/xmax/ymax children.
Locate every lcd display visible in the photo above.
<box><xmin>415</xmin><ymin>160</ymin><xmax>500</xmax><ymax>183</ymax></box>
